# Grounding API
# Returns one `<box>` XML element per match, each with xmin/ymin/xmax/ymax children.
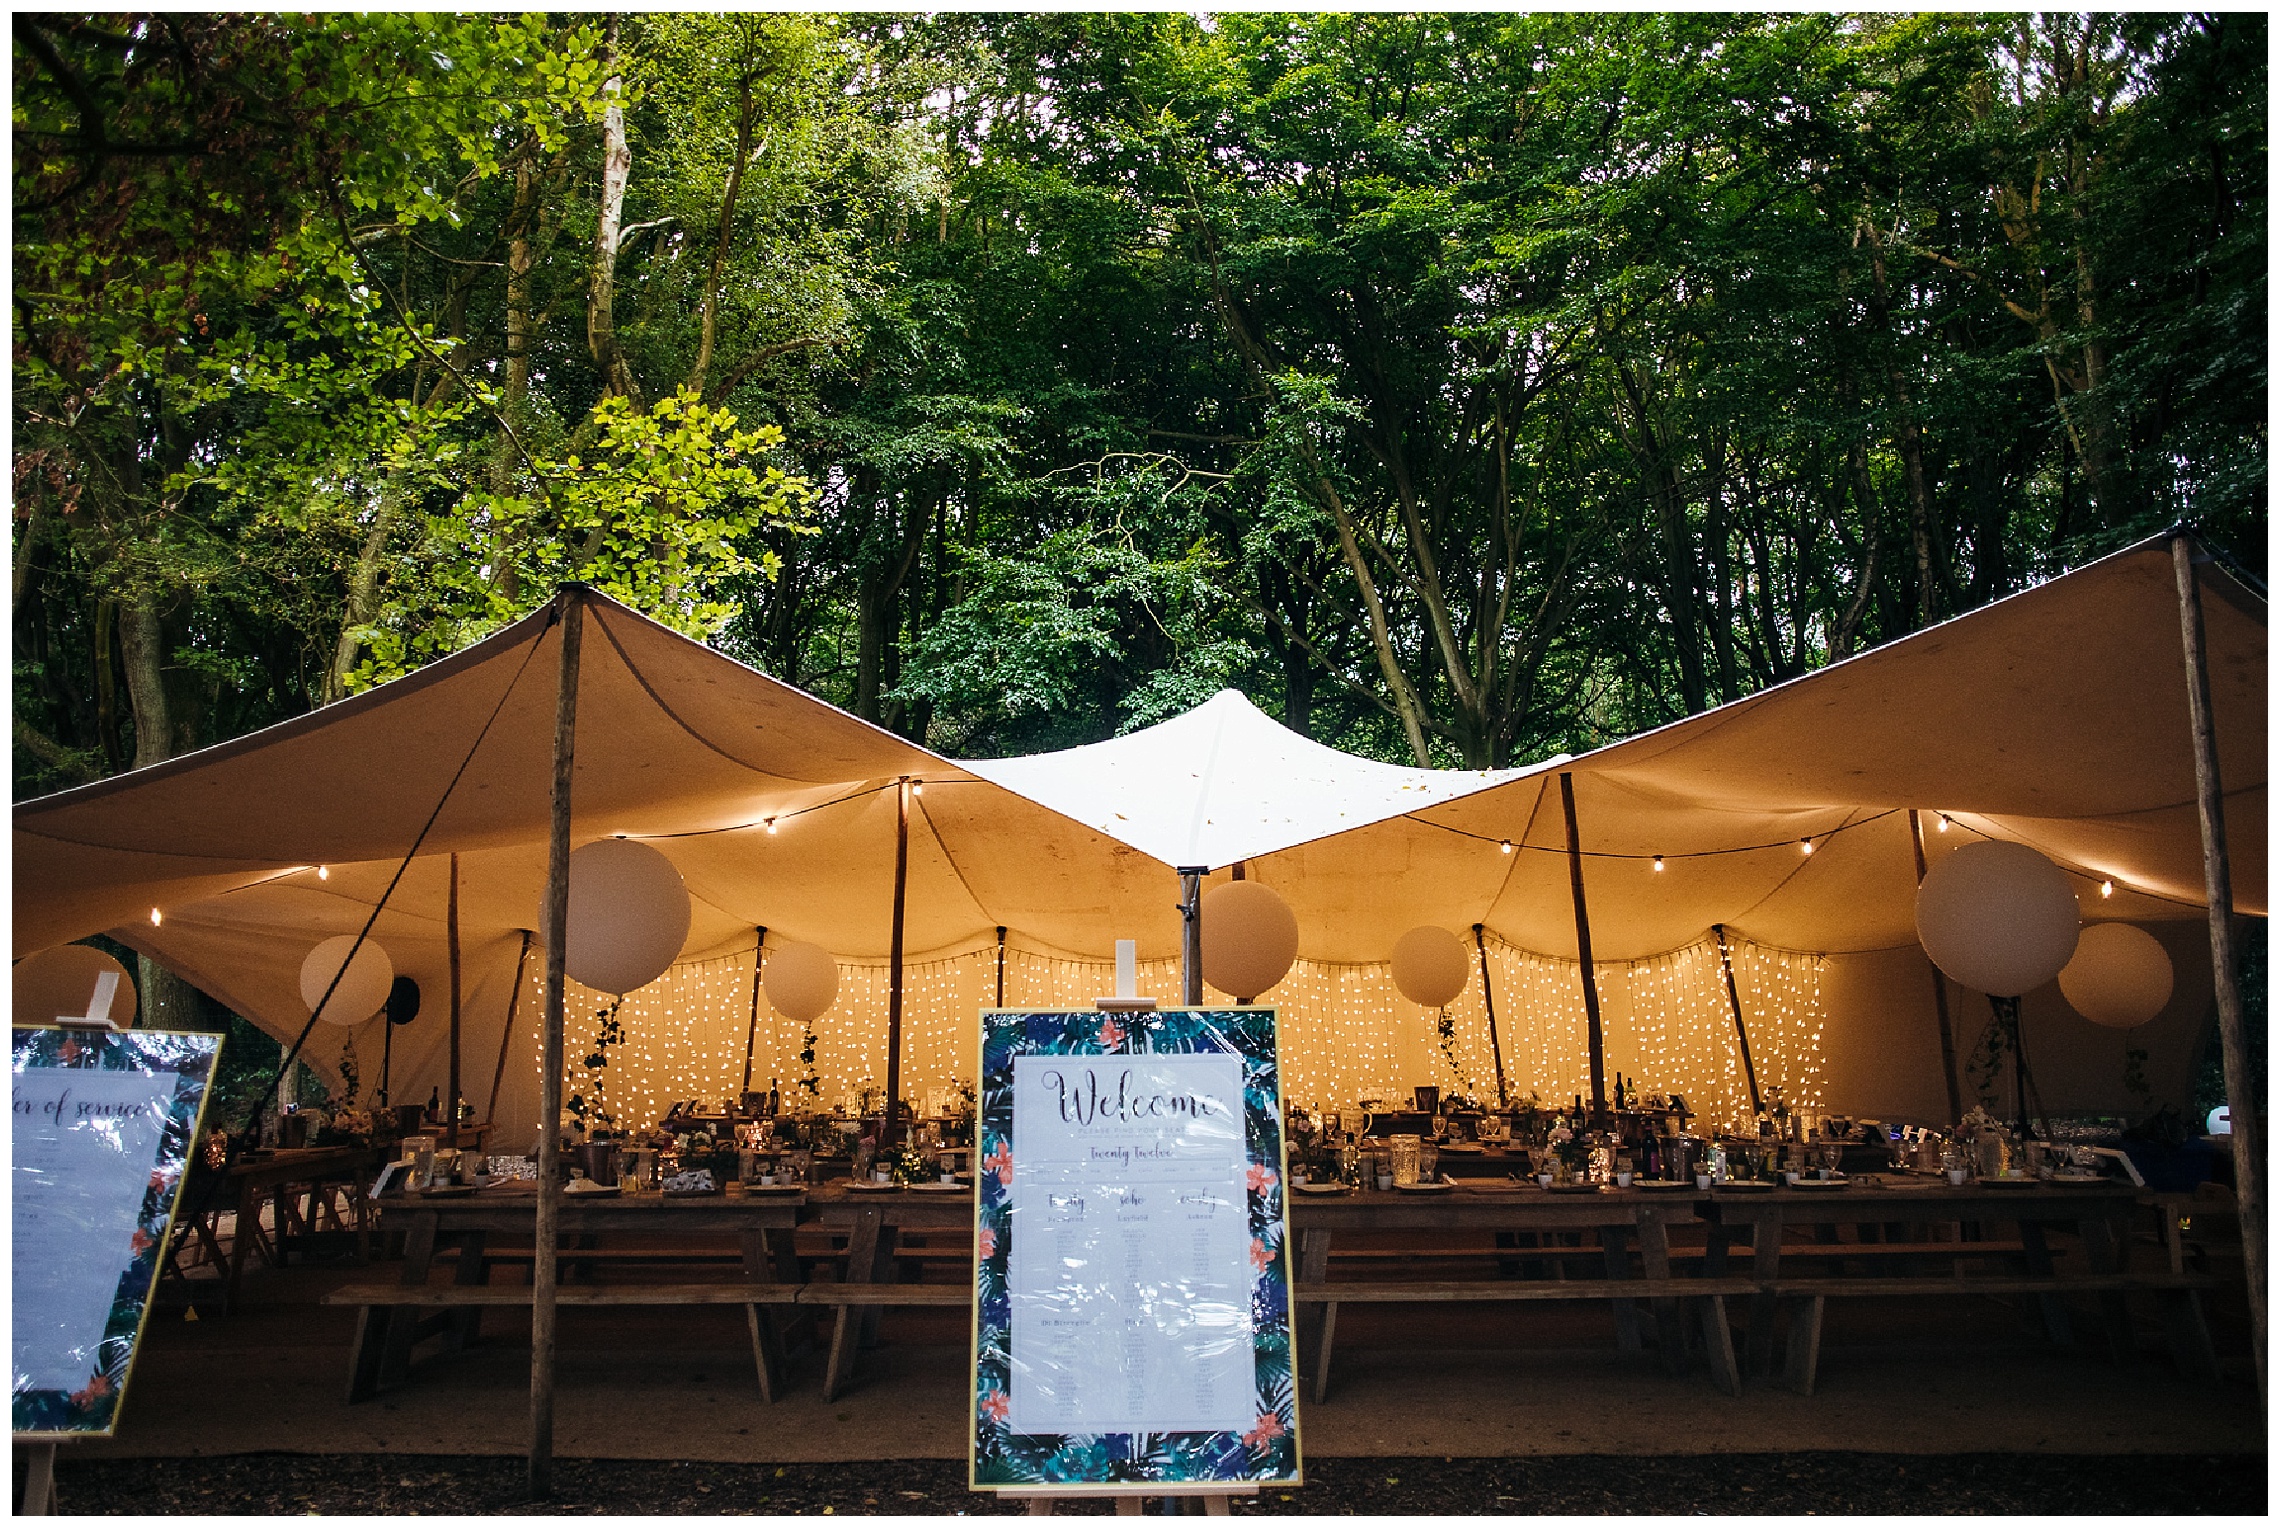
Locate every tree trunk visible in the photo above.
<box><xmin>684</xmin><ymin>44</ymin><xmax>758</xmax><ymax>398</ymax></box>
<box><xmin>322</xmin><ymin>476</ymin><xmax>406</xmax><ymax>704</ymax></box>
<box><xmin>585</xmin><ymin>17</ymin><xmax>641</xmax><ymax>406</ymax></box>
<box><xmin>118</xmin><ymin>591</ymin><xmax>174</xmax><ymax>770</ymax></box>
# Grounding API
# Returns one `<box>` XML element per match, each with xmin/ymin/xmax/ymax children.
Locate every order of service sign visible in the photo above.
<box><xmin>968</xmin><ymin>1008</ymin><xmax>1299</xmax><ymax>1493</ymax></box>
<box><xmin>13</xmin><ymin>1026</ymin><xmax>220</xmax><ymax>1436</ymax></box>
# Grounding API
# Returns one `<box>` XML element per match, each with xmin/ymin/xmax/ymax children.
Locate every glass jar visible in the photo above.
<box><xmin>1390</xmin><ymin>1134</ymin><xmax>1422</xmax><ymax>1187</ymax></box>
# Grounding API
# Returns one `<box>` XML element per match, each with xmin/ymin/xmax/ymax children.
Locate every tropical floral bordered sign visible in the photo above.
<box><xmin>968</xmin><ymin>1007</ymin><xmax>1299</xmax><ymax>1493</ymax></box>
<box><xmin>12</xmin><ymin>1025</ymin><xmax>221</xmax><ymax>1437</ymax></box>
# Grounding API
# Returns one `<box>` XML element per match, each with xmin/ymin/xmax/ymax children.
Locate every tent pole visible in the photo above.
<box><xmin>741</xmin><ymin>928</ymin><xmax>766</xmax><ymax>1097</ymax></box>
<box><xmin>379</xmin><ymin>1013</ymin><xmax>393</xmax><ymax>1109</ymax></box>
<box><xmin>884</xmin><ymin>779</ymin><xmax>910</xmax><ymax>1149</ymax></box>
<box><xmin>1712</xmin><ymin>924</ymin><xmax>1764</xmax><ymax>1117</ymax></box>
<box><xmin>447</xmin><ymin>851</ymin><xmax>462</xmax><ymax>1147</ymax></box>
<box><xmin>1178</xmin><ymin>868</ymin><xmax>1206</xmax><ymax>1005</ymax></box>
<box><xmin>1557</xmin><ymin>774</ymin><xmax>1608</xmax><ymax>1124</ymax></box>
<box><xmin>994</xmin><ymin>926</ymin><xmax>1007</xmax><ymax>1009</ymax></box>
<box><xmin>486</xmin><ymin>929</ymin><xmax>533</xmax><ymax>1128</ymax></box>
<box><xmin>2171</xmin><ymin>531</ymin><xmax>2264</xmax><ymax>1401</ymax></box>
<box><xmin>1473</xmin><ymin>924</ymin><xmax>1508</xmax><ymax>1107</ymax></box>
<box><xmin>1908</xmin><ymin>810</ymin><xmax>1966</xmax><ymax>1125</ymax></box>
<box><xmin>530</xmin><ymin>587</ymin><xmax>583</xmax><ymax>1500</ymax></box>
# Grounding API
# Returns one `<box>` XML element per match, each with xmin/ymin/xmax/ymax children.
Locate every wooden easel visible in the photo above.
<box><xmin>16</xmin><ymin>1440</ymin><xmax>63</xmax><ymax>1515</ymax></box>
<box><xmin>1013</xmin><ymin>1483</ymin><xmax>1255</xmax><ymax>1515</ymax></box>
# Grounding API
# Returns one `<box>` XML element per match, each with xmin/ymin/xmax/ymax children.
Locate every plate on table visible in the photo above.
<box><xmin>1395</xmin><ymin>1180</ymin><xmax>1454</xmax><ymax>1194</ymax></box>
<box><xmin>1637</xmin><ymin>1180</ymin><xmax>1696</xmax><ymax>1192</ymax></box>
<box><xmin>1977</xmin><ymin>1174</ymin><xmax>2036</xmax><ymax>1188</ymax></box>
<box><xmin>564</xmin><ymin>1183</ymin><xmax>623</xmax><ymax>1198</ymax></box>
<box><xmin>844</xmin><ymin>1180</ymin><xmax>901</xmax><ymax>1193</ymax></box>
<box><xmin>741</xmin><ymin>1184</ymin><xmax>806</xmax><ymax>1196</ymax></box>
<box><xmin>1440</xmin><ymin>1142</ymin><xmax>1485</xmax><ymax>1154</ymax></box>
<box><xmin>416</xmin><ymin>1183</ymin><xmax>482</xmax><ymax>1197</ymax></box>
<box><xmin>907</xmin><ymin>1181</ymin><xmax>970</xmax><ymax>1194</ymax></box>
<box><xmin>1789</xmin><ymin>1177</ymin><xmax>1848</xmax><ymax>1191</ymax></box>
<box><xmin>1716</xmin><ymin>1181</ymin><xmax>1775</xmax><ymax>1193</ymax></box>
<box><xmin>2052</xmin><ymin>1171</ymin><xmax>2104</xmax><ymax>1183</ymax></box>
<box><xmin>1294</xmin><ymin>1182</ymin><xmax>1350</xmax><ymax>1196</ymax></box>
<box><xmin>1547</xmin><ymin>1183</ymin><xmax>1603</xmax><ymax>1195</ymax></box>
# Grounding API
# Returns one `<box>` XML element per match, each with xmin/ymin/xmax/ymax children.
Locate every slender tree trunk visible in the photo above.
<box><xmin>685</xmin><ymin>47</ymin><xmax>758</xmax><ymax>398</ymax></box>
<box><xmin>585</xmin><ymin>17</ymin><xmax>640</xmax><ymax>406</ymax></box>
<box><xmin>323</xmin><ymin>476</ymin><xmax>405</xmax><ymax>705</ymax></box>
<box><xmin>118</xmin><ymin>591</ymin><xmax>173</xmax><ymax>770</ymax></box>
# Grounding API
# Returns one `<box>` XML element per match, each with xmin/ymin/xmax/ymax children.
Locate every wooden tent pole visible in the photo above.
<box><xmin>1473</xmin><ymin>924</ymin><xmax>1508</xmax><ymax>1107</ymax></box>
<box><xmin>1909</xmin><ymin>810</ymin><xmax>1966</xmax><ymax>1124</ymax></box>
<box><xmin>530</xmin><ymin>587</ymin><xmax>583</xmax><ymax>1499</ymax></box>
<box><xmin>741</xmin><ymin>927</ymin><xmax>766</xmax><ymax>1097</ymax></box>
<box><xmin>1712</xmin><ymin>924</ymin><xmax>1764</xmax><ymax>1116</ymax></box>
<box><xmin>447</xmin><ymin>851</ymin><xmax>462</xmax><ymax>1147</ymax></box>
<box><xmin>1178</xmin><ymin>868</ymin><xmax>1206</xmax><ymax>1004</ymax></box>
<box><xmin>1557</xmin><ymin>773</ymin><xmax>1608</xmax><ymax>1123</ymax></box>
<box><xmin>486</xmin><ymin>929</ymin><xmax>533</xmax><ymax>1128</ymax></box>
<box><xmin>994</xmin><ymin>925</ymin><xmax>1007</xmax><ymax>1009</ymax></box>
<box><xmin>884</xmin><ymin>779</ymin><xmax>909</xmax><ymax>1149</ymax></box>
<box><xmin>2171</xmin><ymin>532</ymin><xmax>2264</xmax><ymax>1400</ymax></box>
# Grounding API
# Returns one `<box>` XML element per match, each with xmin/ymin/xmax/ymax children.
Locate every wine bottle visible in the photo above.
<box><xmin>426</xmin><ymin>1086</ymin><xmax>441</xmax><ymax>1124</ymax></box>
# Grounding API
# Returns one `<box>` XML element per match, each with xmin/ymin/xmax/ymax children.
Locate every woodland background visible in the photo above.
<box><xmin>13</xmin><ymin>11</ymin><xmax>2266</xmax><ymax>796</ymax></box>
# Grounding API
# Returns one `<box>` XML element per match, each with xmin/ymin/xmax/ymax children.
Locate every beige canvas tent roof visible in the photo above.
<box><xmin>10</xmin><ymin>535</ymin><xmax>2262</xmax><ymax>1132</ymax></box>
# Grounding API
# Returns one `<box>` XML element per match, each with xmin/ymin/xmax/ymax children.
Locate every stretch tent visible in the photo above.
<box><xmin>11</xmin><ymin>536</ymin><xmax>2262</xmax><ymax>1136</ymax></box>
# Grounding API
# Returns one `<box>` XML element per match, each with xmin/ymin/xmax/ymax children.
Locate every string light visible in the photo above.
<box><xmin>2100</xmin><ymin>880</ymin><xmax>2114</xmax><ymax>898</ymax></box>
<box><xmin>766</xmin><ymin>818</ymin><xmax>778</xmax><ymax>834</ymax></box>
<box><xmin>318</xmin><ymin>865</ymin><xmax>330</xmax><ymax>881</ymax></box>
<box><xmin>506</xmin><ymin>925</ymin><xmax>1826</xmax><ymax>1158</ymax></box>
<box><xmin>1500</xmin><ymin>840</ymin><xmax>1514</xmax><ymax>855</ymax></box>
<box><xmin>150</xmin><ymin>907</ymin><xmax>163</xmax><ymax>927</ymax></box>
<box><xmin>1935</xmin><ymin>814</ymin><xmax>1950</xmax><ymax>832</ymax></box>
<box><xmin>1652</xmin><ymin>856</ymin><xmax>1665</xmax><ymax>872</ymax></box>
<box><xmin>1799</xmin><ymin>838</ymin><xmax>1814</xmax><ymax>855</ymax></box>
<box><xmin>911</xmin><ymin>782</ymin><xmax>925</xmax><ymax>798</ymax></box>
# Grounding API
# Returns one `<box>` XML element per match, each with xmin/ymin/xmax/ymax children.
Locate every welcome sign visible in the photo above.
<box><xmin>13</xmin><ymin>1026</ymin><xmax>220</xmax><ymax>1436</ymax></box>
<box><xmin>969</xmin><ymin>1008</ymin><xmax>1299</xmax><ymax>1493</ymax></box>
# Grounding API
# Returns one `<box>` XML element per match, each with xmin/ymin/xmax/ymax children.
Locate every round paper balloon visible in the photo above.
<box><xmin>1914</xmin><ymin>840</ymin><xmax>2079</xmax><ymax>997</ymax></box>
<box><xmin>1392</xmin><ymin>926</ymin><xmax>1470</xmax><ymax>1009</ymax></box>
<box><xmin>2058</xmin><ymin>922</ymin><xmax>2174</xmax><ymax>1029</ymax></box>
<box><xmin>1201</xmin><ymin>880</ymin><xmax>1300</xmax><ymax>1001</ymax></box>
<box><xmin>763</xmin><ymin>939</ymin><xmax>839</xmax><ymax>1024</ymax></box>
<box><xmin>561</xmin><ymin>839</ymin><xmax>691</xmax><ymax>995</ymax></box>
<box><xmin>14</xmin><ymin>944</ymin><xmax>139</xmax><ymax>1028</ymax></box>
<box><xmin>300</xmin><ymin>935</ymin><xmax>394</xmax><ymax>1024</ymax></box>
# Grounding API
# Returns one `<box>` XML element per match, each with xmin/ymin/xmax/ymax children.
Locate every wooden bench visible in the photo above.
<box><xmin>323</xmin><ymin>1281</ymin><xmax>800</xmax><ymax>1403</ymax></box>
<box><xmin>1293</xmin><ymin>1276</ymin><xmax>1765</xmax><ymax>1400</ymax></box>
<box><xmin>797</xmin><ymin>1280</ymin><xmax>971</xmax><ymax>1401</ymax></box>
<box><xmin>1765</xmin><ymin>1269</ymin><xmax>2228</xmax><ymax>1394</ymax></box>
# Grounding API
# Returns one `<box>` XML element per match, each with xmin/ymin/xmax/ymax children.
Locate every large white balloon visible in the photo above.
<box><xmin>15</xmin><ymin>945</ymin><xmax>139</xmax><ymax>1027</ymax></box>
<box><xmin>1392</xmin><ymin>926</ymin><xmax>1470</xmax><ymax>1009</ymax></box>
<box><xmin>1914</xmin><ymin>840</ymin><xmax>2080</xmax><ymax>996</ymax></box>
<box><xmin>560</xmin><ymin>839</ymin><xmax>692</xmax><ymax>995</ymax></box>
<box><xmin>763</xmin><ymin>939</ymin><xmax>839</xmax><ymax>1024</ymax></box>
<box><xmin>1201</xmin><ymin>880</ymin><xmax>1299</xmax><ymax>1001</ymax></box>
<box><xmin>300</xmin><ymin>936</ymin><xmax>394</xmax><ymax>1024</ymax></box>
<box><xmin>2059</xmin><ymin>922</ymin><xmax>2174</xmax><ymax>1029</ymax></box>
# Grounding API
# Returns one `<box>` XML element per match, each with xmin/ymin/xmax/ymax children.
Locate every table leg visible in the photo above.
<box><xmin>1601</xmin><ymin>1226</ymin><xmax>1643</xmax><ymax>1351</ymax></box>
<box><xmin>1698</xmin><ymin>1295</ymin><xmax>1742</xmax><ymax>1396</ymax></box>
<box><xmin>18</xmin><ymin>1440</ymin><xmax>58</xmax><ymax>1514</ymax></box>
<box><xmin>448</xmin><ymin>1229</ymin><xmax>488</xmax><ymax>1349</ymax></box>
<box><xmin>380</xmin><ymin>1213</ymin><xmax>439</xmax><ymax>1387</ymax></box>
<box><xmin>2016</xmin><ymin>1221</ymin><xmax>2074</xmax><ymax>1347</ymax></box>
<box><xmin>823</xmin><ymin>1208</ymin><xmax>890</xmax><ymax>1401</ymax></box>
<box><xmin>1635</xmin><ymin>1209</ymin><xmax>1687</xmax><ymax>1375</ymax></box>
<box><xmin>2078</xmin><ymin>1214</ymin><xmax>2137</xmax><ymax>1363</ymax></box>
<box><xmin>1744</xmin><ymin>1208</ymin><xmax>1782</xmax><ymax>1377</ymax></box>
<box><xmin>739</xmin><ymin>1229</ymin><xmax>786</xmax><ymax>1400</ymax></box>
<box><xmin>1296</xmin><ymin>1228</ymin><xmax>1334</xmax><ymax>1403</ymax></box>
<box><xmin>1780</xmin><ymin>1295</ymin><xmax>1825</xmax><ymax>1396</ymax></box>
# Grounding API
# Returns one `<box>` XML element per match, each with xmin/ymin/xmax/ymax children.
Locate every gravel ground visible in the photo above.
<box><xmin>37</xmin><ymin>1451</ymin><xmax>2266</xmax><ymax>1516</ymax></box>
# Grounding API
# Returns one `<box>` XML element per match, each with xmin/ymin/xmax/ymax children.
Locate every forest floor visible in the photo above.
<box><xmin>36</xmin><ymin>1448</ymin><xmax>2269</xmax><ymax>1516</ymax></box>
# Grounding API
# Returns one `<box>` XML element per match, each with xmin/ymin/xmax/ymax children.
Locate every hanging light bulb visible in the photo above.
<box><xmin>2100</xmin><ymin>879</ymin><xmax>2115</xmax><ymax>899</ymax></box>
<box><xmin>317</xmin><ymin>864</ymin><xmax>330</xmax><ymax>881</ymax></box>
<box><xmin>1652</xmin><ymin>855</ymin><xmax>1665</xmax><ymax>872</ymax></box>
<box><xmin>1800</xmin><ymin>838</ymin><xmax>1815</xmax><ymax>855</ymax></box>
<box><xmin>766</xmin><ymin>818</ymin><xmax>778</xmax><ymax>835</ymax></box>
<box><xmin>1499</xmin><ymin>840</ymin><xmax>1514</xmax><ymax>855</ymax></box>
<box><xmin>150</xmin><ymin>907</ymin><xmax>163</xmax><ymax>927</ymax></box>
<box><xmin>912</xmin><ymin>782</ymin><xmax>925</xmax><ymax>797</ymax></box>
<box><xmin>1935</xmin><ymin>813</ymin><xmax>1950</xmax><ymax>833</ymax></box>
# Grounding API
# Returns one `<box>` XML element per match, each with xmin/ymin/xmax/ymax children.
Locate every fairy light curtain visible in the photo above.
<box><xmin>535</xmin><ymin>933</ymin><xmax>1826</xmax><ymax>1134</ymax></box>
